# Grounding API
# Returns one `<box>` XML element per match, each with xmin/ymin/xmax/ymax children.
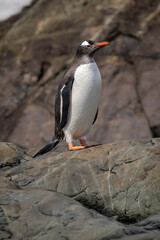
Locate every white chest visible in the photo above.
<box><xmin>72</xmin><ymin>62</ymin><xmax>102</xmax><ymax>114</ymax></box>
<box><xmin>74</xmin><ymin>62</ymin><xmax>101</xmax><ymax>89</ymax></box>
<box><xmin>63</xmin><ymin>62</ymin><xmax>102</xmax><ymax>142</ymax></box>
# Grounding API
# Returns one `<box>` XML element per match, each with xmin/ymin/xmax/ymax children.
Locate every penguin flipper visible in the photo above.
<box><xmin>33</xmin><ymin>76</ymin><xmax>73</xmax><ymax>158</ymax></box>
<box><xmin>56</xmin><ymin>76</ymin><xmax>74</xmax><ymax>130</ymax></box>
<box><xmin>92</xmin><ymin>108</ymin><xmax>99</xmax><ymax>125</ymax></box>
<box><xmin>33</xmin><ymin>136</ymin><xmax>60</xmax><ymax>158</ymax></box>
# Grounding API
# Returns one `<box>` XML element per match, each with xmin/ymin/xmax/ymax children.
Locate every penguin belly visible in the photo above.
<box><xmin>63</xmin><ymin>62</ymin><xmax>101</xmax><ymax>143</ymax></box>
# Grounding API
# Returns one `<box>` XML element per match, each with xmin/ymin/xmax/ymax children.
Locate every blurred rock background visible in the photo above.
<box><xmin>0</xmin><ymin>0</ymin><xmax>160</xmax><ymax>149</ymax></box>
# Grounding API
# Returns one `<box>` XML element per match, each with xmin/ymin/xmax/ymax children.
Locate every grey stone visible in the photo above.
<box><xmin>3</xmin><ymin>138</ymin><xmax>160</xmax><ymax>222</ymax></box>
<box><xmin>0</xmin><ymin>138</ymin><xmax>160</xmax><ymax>239</ymax></box>
<box><xmin>0</xmin><ymin>188</ymin><xmax>160</xmax><ymax>240</ymax></box>
<box><xmin>0</xmin><ymin>0</ymin><xmax>160</xmax><ymax>147</ymax></box>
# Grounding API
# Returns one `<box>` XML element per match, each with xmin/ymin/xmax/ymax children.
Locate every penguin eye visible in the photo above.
<box><xmin>87</xmin><ymin>45</ymin><xmax>91</xmax><ymax>48</ymax></box>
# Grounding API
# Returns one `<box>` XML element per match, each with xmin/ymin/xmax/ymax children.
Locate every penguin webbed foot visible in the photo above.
<box><xmin>68</xmin><ymin>143</ymin><xmax>86</xmax><ymax>151</ymax></box>
<box><xmin>68</xmin><ymin>142</ymin><xmax>102</xmax><ymax>151</ymax></box>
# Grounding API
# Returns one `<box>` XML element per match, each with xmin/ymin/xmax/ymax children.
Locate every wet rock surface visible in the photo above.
<box><xmin>0</xmin><ymin>138</ymin><xmax>160</xmax><ymax>239</ymax></box>
<box><xmin>0</xmin><ymin>0</ymin><xmax>160</xmax><ymax>148</ymax></box>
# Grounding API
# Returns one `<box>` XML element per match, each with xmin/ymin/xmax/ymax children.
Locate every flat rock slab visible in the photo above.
<box><xmin>0</xmin><ymin>187</ymin><xmax>160</xmax><ymax>240</ymax></box>
<box><xmin>1</xmin><ymin>0</ymin><xmax>160</xmax><ymax>148</ymax></box>
<box><xmin>3</xmin><ymin>138</ymin><xmax>160</xmax><ymax>222</ymax></box>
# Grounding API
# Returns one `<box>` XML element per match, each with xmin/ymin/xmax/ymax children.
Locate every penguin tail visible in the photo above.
<box><xmin>33</xmin><ymin>136</ymin><xmax>60</xmax><ymax>158</ymax></box>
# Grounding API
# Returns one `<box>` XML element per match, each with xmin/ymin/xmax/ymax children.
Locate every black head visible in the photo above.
<box><xmin>76</xmin><ymin>40</ymin><xmax>109</xmax><ymax>58</ymax></box>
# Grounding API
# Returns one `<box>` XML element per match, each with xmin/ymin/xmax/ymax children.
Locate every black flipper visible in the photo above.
<box><xmin>33</xmin><ymin>136</ymin><xmax>60</xmax><ymax>158</ymax></box>
<box><xmin>55</xmin><ymin>76</ymin><xmax>74</xmax><ymax>131</ymax></box>
<box><xmin>33</xmin><ymin>76</ymin><xmax>73</xmax><ymax>158</ymax></box>
<box><xmin>92</xmin><ymin>108</ymin><xmax>98</xmax><ymax>125</ymax></box>
<box><xmin>59</xmin><ymin>79</ymin><xmax>73</xmax><ymax>129</ymax></box>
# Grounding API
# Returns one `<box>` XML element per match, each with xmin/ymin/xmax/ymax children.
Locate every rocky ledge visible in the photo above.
<box><xmin>0</xmin><ymin>138</ymin><xmax>160</xmax><ymax>239</ymax></box>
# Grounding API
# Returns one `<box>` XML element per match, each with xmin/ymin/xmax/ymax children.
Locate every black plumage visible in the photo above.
<box><xmin>33</xmin><ymin>40</ymin><xmax>108</xmax><ymax>157</ymax></box>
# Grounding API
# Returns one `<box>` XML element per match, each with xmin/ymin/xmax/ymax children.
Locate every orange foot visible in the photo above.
<box><xmin>68</xmin><ymin>142</ymin><xmax>102</xmax><ymax>151</ymax></box>
<box><xmin>68</xmin><ymin>143</ymin><xmax>86</xmax><ymax>151</ymax></box>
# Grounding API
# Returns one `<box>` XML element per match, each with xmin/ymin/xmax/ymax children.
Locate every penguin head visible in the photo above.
<box><xmin>76</xmin><ymin>40</ymin><xmax>109</xmax><ymax>58</ymax></box>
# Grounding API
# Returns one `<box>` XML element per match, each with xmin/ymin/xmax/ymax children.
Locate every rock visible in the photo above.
<box><xmin>8</xmin><ymin>105</ymin><xmax>54</xmax><ymax>148</ymax></box>
<box><xmin>0</xmin><ymin>142</ymin><xmax>27</xmax><ymax>172</ymax></box>
<box><xmin>0</xmin><ymin>138</ymin><xmax>160</xmax><ymax>239</ymax></box>
<box><xmin>2</xmin><ymin>138</ymin><xmax>160</xmax><ymax>223</ymax></box>
<box><xmin>0</xmin><ymin>1</ymin><xmax>160</xmax><ymax>236</ymax></box>
<box><xmin>0</xmin><ymin>188</ymin><xmax>160</xmax><ymax>240</ymax></box>
<box><xmin>138</xmin><ymin>59</ymin><xmax>160</xmax><ymax>128</ymax></box>
<box><xmin>0</xmin><ymin>0</ymin><xmax>160</xmax><ymax>148</ymax></box>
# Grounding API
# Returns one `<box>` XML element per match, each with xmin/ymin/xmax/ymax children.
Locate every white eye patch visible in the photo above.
<box><xmin>81</xmin><ymin>41</ymin><xmax>89</xmax><ymax>46</ymax></box>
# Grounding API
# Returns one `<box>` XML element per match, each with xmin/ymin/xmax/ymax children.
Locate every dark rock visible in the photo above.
<box><xmin>0</xmin><ymin>0</ymin><xmax>160</xmax><ymax>148</ymax></box>
<box><xmin>1</xmin><ymin>0</ymin><xmax>160</xmax><ymax>238</ymax></box>
<box><xmin>2</xmin><ymin>138</ymin><xmax>160</xmax><ymax>223</ymax></box>
<box><xmin>0</xmin><ymin>138</ymin><xmax>160</xmax><ymax>239</ymax></box>
<box><xmin>0</xmin><ymin>188</ymin><xmax>160</xmax><ymax>240</ymax></box>
<box><xmin>0</xmin><ymin>142</ymin><xmax>27</xmax><ymax>172</ymax></box>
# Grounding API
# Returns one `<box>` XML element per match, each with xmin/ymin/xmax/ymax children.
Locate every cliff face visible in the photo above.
<box><xmin>0</xmin><ymin>0</ymin><xmax>160</xmax><ymax>148</ymax></box>
<box><xmin>0</xmin><ymin>138</ymin><xmax>160</xmax><ymax>239</ymax></box>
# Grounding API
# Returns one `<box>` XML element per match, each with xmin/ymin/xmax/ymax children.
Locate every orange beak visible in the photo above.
<box><xmin>92</xmin><ymin>42</ymin><xmax>109</xmax><ymax>48</ymax></box>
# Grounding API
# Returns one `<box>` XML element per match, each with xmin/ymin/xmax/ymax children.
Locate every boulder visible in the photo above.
<box><xmin>0</xmin><ymin>142</ymin><xmax>27</xmax><ymax>172</ymax></box>
<box><xmin>1</xmin><ymin>138</ymin><xmax>160</xmax><ymax>239</ymax></box>
<box><xmin>0</xmin><ymin>0</ymin><xmax>160</xmax><ymax>148</ymax></box>
<box><xmin>0</xmin><ymin>187</ymin><xmax>160</xmax><ymax>240</ymax></box>
<box><xmin>2</xmin><ymin>138</ymin><xmax>160</xmax><ymax>223</ymax></box>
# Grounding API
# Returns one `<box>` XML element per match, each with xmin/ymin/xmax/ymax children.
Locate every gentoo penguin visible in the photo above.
<box><xmin>33</xmin><ymin>40</ymin><xmax>108</xmax><ymax>158</ymax></box>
